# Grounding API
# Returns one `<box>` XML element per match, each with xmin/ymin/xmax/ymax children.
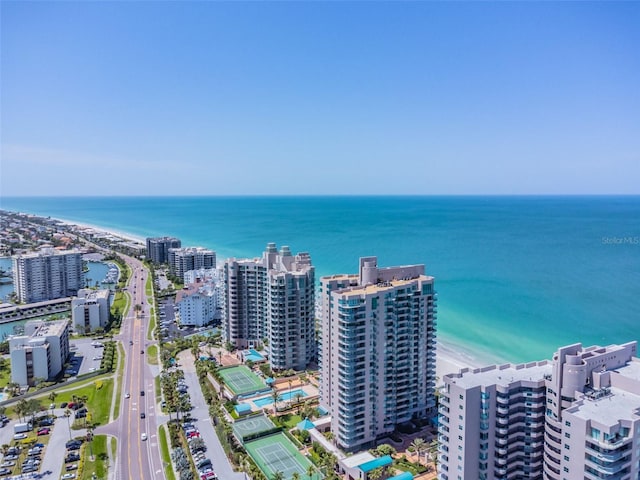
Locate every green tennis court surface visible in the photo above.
<box><xmin>218</xmin><ymin>365</ymin><xmax>267</xmax><ymax>396</ymax></box>
<box><xmin>233</xmin><ymin>414</ymin><xmax>277</xmax><ymax>441</ymax></box>
<box><xmin>245</xmin><ymin>433</ymin><xmax>322</xmax><ymax>480</ymax></box>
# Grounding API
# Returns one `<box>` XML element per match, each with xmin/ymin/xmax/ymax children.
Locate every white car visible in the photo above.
<box><xmin>13</xmin><ymin>433</ymin><xmax>27</xmax><ymax>440</ymax></box>
<box><xmin>62</xmin><ymin>474</ymin><xmax>77</xmax><ymax>479</ymax></box>
<box><xmin>125</xmin><ymin>392</ymin><xmax>130</xmax><ymax>399</ymax></box>
<box><xmin>141</xmin><ymin>433</ymin><xmax>147</xmax><ymax>441</ymax></box>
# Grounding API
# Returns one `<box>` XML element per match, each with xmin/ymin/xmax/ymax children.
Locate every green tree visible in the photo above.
<box><xmin>272</xmin><ymin>471</ymin><xmax>284</xmax><ymax>480</ymax></box>
<box><xmin>375</xmin><ymin>444</ymin><xmax>396</xmax><ymax>457</ymax></box>
<box><xmin>410</xmin><ymin>437</ymin><xmax>427</xmax><ymax>462</ymax></box>
<box><xmin>368</xmin><ymin>467</ymin><xmax>384</xmax><ymax>480</ymax></box>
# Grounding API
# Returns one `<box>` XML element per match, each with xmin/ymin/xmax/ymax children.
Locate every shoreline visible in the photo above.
<box><xmin>4</xmin><ymin>209</ymin><xmax>508</xmax><ymax>376</ymax></box>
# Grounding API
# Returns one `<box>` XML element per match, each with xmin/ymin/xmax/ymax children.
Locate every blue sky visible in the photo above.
<box><xmin>1</xmin><ymin>1</ymin><xmax>639</xmax><ymax>196</ymax></box>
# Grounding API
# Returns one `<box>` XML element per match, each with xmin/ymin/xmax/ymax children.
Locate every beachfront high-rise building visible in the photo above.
<box><xmin>12</xmin><ymin>248</ymin><xmax>84</xmax><ymax>303</ymax></box>
<box><xmin>222</xmin><ymin>243</ymin><xmax>315</xmax><ymax>371</ymax></box>
<box><xmin>9</xmin><ymin>319</ymin><xmax>70</xmax><ymax>386</ymax></box>
<box><xmin>168</xmin><ymin>247</ymin><xmax>216</xmax><ymax>282</ymax></box>
<box><xmin>439</xmin><ymin>341</ymin><xmax>640</xmax><ymax>480</ymax></box>
<box><xmin>146</xmin><ymin>236</ymin><xmax>181</xmax><ymax>264</ymax></box>
<box><xmin>319</xmin><ymin>257</ymin><xmax>437</xmax><ymax>452</ymax></box>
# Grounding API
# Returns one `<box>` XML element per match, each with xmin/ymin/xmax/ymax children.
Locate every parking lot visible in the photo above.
<box><xmin>67</xmin><ymin>337</ymin><xmax>106</xmax><ymax>376</ymax></box>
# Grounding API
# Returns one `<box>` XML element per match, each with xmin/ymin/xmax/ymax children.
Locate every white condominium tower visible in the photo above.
<box><xmin>439</xmin><ymin>341</ymin><xmax>640</xmax><ymax>480</ymax></box>
<box><xmin>222</xmin><ymin>243</ymin><xmax>315</xmax><ymax>371</ymax></box>
<box><xmin>12</xmin><ymin>248</ymin><xmax>84</xmax><ymax>303</ymax></box>
<box><xmin>319</xmin><ymin>257</ymin><xmax>437</xmax><ymax>452</ymax></box>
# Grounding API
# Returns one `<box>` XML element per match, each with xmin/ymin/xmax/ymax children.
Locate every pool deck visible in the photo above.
<box><xmin>240</xmin><ymin>383</ymin><xmax>319</xmax><ymax>413</ymax></box>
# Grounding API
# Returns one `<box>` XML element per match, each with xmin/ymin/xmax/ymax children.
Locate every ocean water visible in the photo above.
<box><xmin>1</xmin><ymin>196</ymin><xmax>639</xmax><ymax>365</ymax></box>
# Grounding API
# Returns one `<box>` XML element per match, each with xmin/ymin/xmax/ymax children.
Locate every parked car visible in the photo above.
<box><xmin>37</xmin><ymin>428</ymin><xmax>50</xmax><ymax>435</ymax></box>
<box><xmin>0</xmin><ymin>461</ymin><xmax>15</xmax><ymax>468</ymax></box>
<box><xmin>0</xmin><ymin>468</ymin><xmax>11</xmax><ymax>476</ymax></box>
<box><xmin>60</xmin><ymin>402</ymin><xmax>68</xmax><ymax>408</ymax></box>
<box><xmin>13</xmin><ymin>433</ymin><xmax>27</xmax><ymax>440</ymax></box>
<box><xmin>66</xmin><ymin>464</ymin><xmax>78</xmax><ymax>471</ymax></box>
<box><xmin>65</xmin><ymin>454</ymin><xmax>80</xmax><ymax>463</ymax></box>
<box><xmin>62</xmin><ymin>474</ymin><xmax>77</xmax><ymax>479</ymax></box>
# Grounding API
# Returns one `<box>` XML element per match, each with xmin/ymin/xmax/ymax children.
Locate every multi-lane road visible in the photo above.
<box><xmin>99</xmin><ymin>256</ymin><xmax>166</xmax><ymax>480</ymax></box>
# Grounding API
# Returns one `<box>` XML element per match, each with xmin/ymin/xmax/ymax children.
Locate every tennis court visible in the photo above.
<box><xmin>245</xmin><ymin>433</ymin><xmax>322</xmax><ymax>480</ymax></box>
<box><xmin>218</xmin><ymin>365</ymin><xmax>267</xmax><ymax>396</ymax></box>
<box><xmin>233</xmin><ymin>414</ymin><xmax>277</xmax><ymax>441</ymax></box>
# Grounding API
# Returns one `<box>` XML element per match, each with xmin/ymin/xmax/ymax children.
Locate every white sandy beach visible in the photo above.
<box><xmin>46</xmin><ymin>214</ymin><xmax>494</xmax><ymax>380</ymax></box>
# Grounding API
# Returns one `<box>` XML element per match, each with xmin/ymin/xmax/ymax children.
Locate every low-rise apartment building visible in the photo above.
<box><xmin>9</xmin><ymin>319</ymin><xmax>70</xmax><ymax>386</ymax></box>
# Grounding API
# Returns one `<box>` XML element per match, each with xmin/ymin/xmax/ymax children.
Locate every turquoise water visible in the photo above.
<box><xmin>1</xmin><ymin>196</ymin><xmax>639</xmax><ymax>364</ymax></box>
<box><xmin>254</xmin><ymin>389</ymin><xmax>308</xmax><ymax>407</ymax></box>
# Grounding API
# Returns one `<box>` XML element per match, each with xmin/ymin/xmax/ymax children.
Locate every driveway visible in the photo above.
<box><xmin>177</xmin><ymin>351</ymin><xmax>244</xmax><ymax>480</ymax></box>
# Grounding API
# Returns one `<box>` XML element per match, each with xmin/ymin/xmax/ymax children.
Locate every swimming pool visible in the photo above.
<box><xmin>244</xmin><ymin>349</ymin><xmax>266</xmax><ymax>363</ymax></box>
<box><xmin>253</xmin><ymin>388</ymin><xmax>308</xmax><ymax>407</ymax></box>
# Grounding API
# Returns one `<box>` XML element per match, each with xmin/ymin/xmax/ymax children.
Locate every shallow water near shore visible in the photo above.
<box><xmin>2</xmin><ymin>195</ymin><xmax>639</xmax><ymax>365</ymax></box>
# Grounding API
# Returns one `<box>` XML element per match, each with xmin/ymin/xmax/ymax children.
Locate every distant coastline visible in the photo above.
<box><xmin>2</xmin><ymin>195</ymin><xmax>638</xmax><ymax>367</ymax></box>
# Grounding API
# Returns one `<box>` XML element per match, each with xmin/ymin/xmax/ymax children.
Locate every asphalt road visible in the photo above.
<box><xmin>97</xmin><ymin>257</ymin><xmax>165</xmax><ymax>480</ymax></box>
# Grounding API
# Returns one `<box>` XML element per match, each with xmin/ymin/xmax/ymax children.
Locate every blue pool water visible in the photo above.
<box><xmin>244</xmin><ymin>349</ymin><xmax>265</xmax><ymax>362</ymax></box>
<box><xmin>253</xmin><ymin>388</ymin><xmax>308</xmax><ymax>407</ymax></box>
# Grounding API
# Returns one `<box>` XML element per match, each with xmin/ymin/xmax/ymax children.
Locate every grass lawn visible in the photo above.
<box><xmin>145</xmin><ymin>275</ymin><xmax>153</xmax><ymax>297</ymax></box>
<box><xmin>154</xmin><ymin>376</ymin><xmax>161</xmax><ymax>403</ymax></box>
<box><xmin>278</xmin><ymin>413</ymin><xmax>303</xmax><ymax>429</ymax></box>
<box><xmin>158</xmin><ymin>425</ymin><xmax>176</xmax><ymax>480</ymax></box>
<box><xmin>113</xmin><ymin>342</ymin><xmax>125</xmax><ymax>421</ymax></box>
<box><xmin>80</xmin><ymin>434</ymin><xmax>110</xmax><ymax>480</ymax></box>
<box><xmin>147</xmin><ymin>306</ymin><xmax>156</xmax><ymax>341</ymax></box>
<box><xmin>0</xmin><ymin>367</ymin><xmax>10</xmax><ymax>390</ymax></box>
<box><xmin>147</xmin><ymin>344</ymin><xmax>158</xmax><ymax>365</ymax></box>
<box><xmin>111</xmin><ymin>291</ymin><xmax>129</xmax><ymax>318</ymax></box>
<box><xmin>58</xmin><ymin>378</ymin><xmax>114</xmax><ymax>427</ymax></box>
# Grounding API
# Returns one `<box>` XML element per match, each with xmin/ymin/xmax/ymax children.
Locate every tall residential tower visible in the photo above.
<box><xmin>439</xmin><ymin>341</ymin><xmax>640</xmax><ymax>480</ymax></box>
<box><xmin>222</xmin><ymin>243</ymin><xmax>315</xmax><ymax>371</ymax></box>
<box><xmin>320</xmin><ymin>257</ymin><xmax>437</xmax><ymax>452</ymax></box>
<box><xmin>12</xmin><ymin>249</ymin><xmax>84</xmax><ymax>303</ymax></box>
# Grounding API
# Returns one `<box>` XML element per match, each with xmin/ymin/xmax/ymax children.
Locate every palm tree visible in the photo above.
<box><xmin>271</xmin><ymin>389</ymin><xmax>281</xmax><ymax>414</ymax></box>
<box><xmin>48</xmin><ymin>391</ymin><xmax>58</xmax><ymax>415</ymax></box>
<box><xmin>307</xmin><ymin>465</ymin><xmax>315</xmax><ymax>480</ymax></box>
<box><xmin>16</xmin><ymin>399</ymin><xmax>27</xmax><ymax>422</ymax></box>
<box><xmin>64</xmin><ymin>409</ymin><xmax>73</xmax><ymax>440</ymax></box>
<box><xmin>272</xmin><ymin>472</ymin><xmax>284</xmax><ymax>480</ymax></box>
<box><xmin>0</xmin><ymin>445</ymin><xmax>9</xmax><ymax>457</ymax></box>
<box><xmin>292</xmin><ymin>472</ymin><xmax>300</xmax><ymax>480</ymax></box>
<box><xmin>410</xmin><ymin>438</ymin><xmax>427</xmax><ymax>463</ymax></box>
<box><xmin>428</xmin><ymin>439</ymin><xmax>439</xmax><ymax>465</ymax></box>
<box><xmin>294</xmin><ymin>392</ymin><xmax>303</xmax><ymax>415</ymax></box>
<box><xmin>368</xmin><ymin>467</ymin><xmax>384</xmax><ymax>480</ymax></box>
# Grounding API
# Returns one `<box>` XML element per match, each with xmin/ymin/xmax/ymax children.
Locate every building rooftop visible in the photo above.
<box><xmin>446</xmin><ymin>361</ymin><xmax>552</xmax><ymax>389</ymax></box>
<box><xmin>28</xmin><ymin>319</ymin><xmax>69</xmax><ymax>338</ymax></box>
<box><xmin>613</xmin><ymin>358</ymin><xmax>640</xmax><ymax>380</ymax></box>
<box><xmin>341</xmin><ymin>452</ymin><xmax>376</xmax><ymax>469</ymax></box>
<box><xmin>568</xmin><ymin>386</ymin><xmax>640</xmax><ymax>426</ymax></box>
<box><xmin>337</xmin><ymin>276</ymin><xmax>434</xmax><ymax>296</ymax></box>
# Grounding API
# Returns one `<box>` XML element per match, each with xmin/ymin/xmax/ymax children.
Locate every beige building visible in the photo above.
<box><xmin>222</xmin><ymin>243</ymin><xmax>315</xmax><ymax>371</ymax></box>
<box><xmin>320</xmin><ymin>257</ymin><xmax>437</xmax><ymax>452</ymax></box>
